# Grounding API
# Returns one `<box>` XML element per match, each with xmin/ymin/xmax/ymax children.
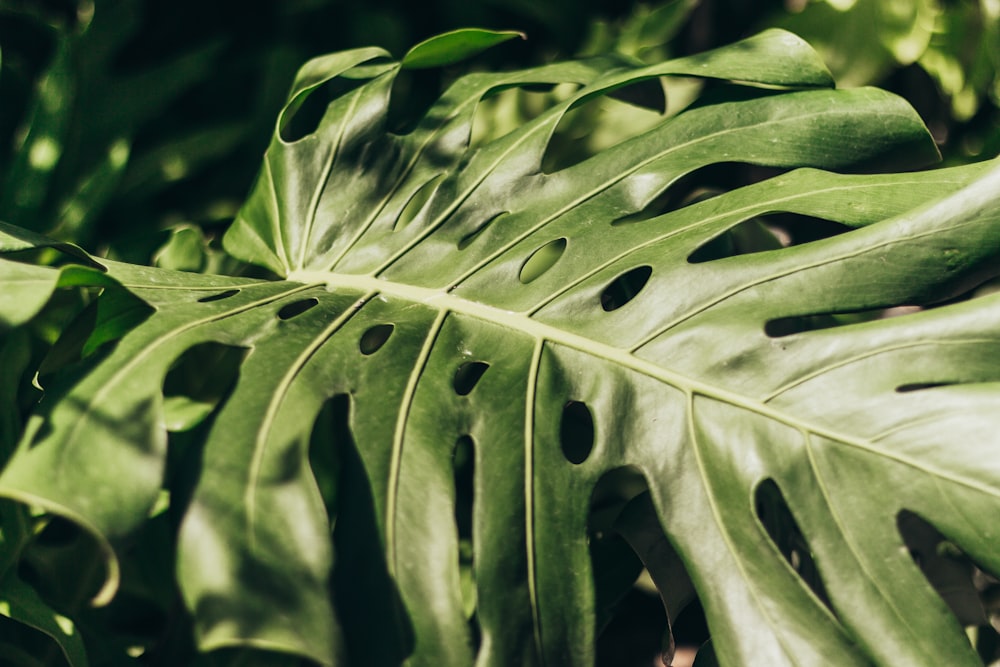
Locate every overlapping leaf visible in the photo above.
<box><xmin>1</xmin><ymin>28</ymin><xmax>999</xmax><ymax>667</ymax></box>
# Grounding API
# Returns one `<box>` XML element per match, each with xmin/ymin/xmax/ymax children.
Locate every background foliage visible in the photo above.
<box><xmin>0</xmin><ymin>1</ymin><xmax>998</xmax><ymax>666</ymax></box>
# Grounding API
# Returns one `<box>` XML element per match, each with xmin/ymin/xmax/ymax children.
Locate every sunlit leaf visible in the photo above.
<box><xmin>1</xmin><ymin>28</ymin><xmax>999</xmax><ymax>667</ymax></box>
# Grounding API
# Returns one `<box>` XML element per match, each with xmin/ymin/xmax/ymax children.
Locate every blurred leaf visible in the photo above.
<box><xmin>153</xmin><ymin>224</ymin><xmax>208</xmax><ymax>273</ymax></box>
<box><xmin>0</xmin><ymin>574</ymin><xmax>89</xmax><ymax>667</ymax></box>
<box><xmin>772</xmin><ymin>0</ymin><xmax>938</xmax><ymax>87</ymax></box>
<box><xmin>0</xmin><ymin>34</ymin><xmax>74</xmax><ymax>227</ymax></box>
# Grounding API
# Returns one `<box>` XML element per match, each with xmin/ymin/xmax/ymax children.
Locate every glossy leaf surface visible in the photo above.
<box><xmin>1</xmin><ymin>29</ymin><xmax>999</xmax><ymax>667</ymax></box>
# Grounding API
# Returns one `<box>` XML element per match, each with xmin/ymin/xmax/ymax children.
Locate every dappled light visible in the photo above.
<box><xmin>1</xmin><ymin>4</ymin><xmax>999</xmax><ymax>665</ymax></box>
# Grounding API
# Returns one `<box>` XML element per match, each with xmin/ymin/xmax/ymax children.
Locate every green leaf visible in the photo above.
<box><xmin>0</xmin><ymin>574</ymin><xmax>89</xmax><ymax>667</ymax></box>
<box><xmin>0</xmin><ymin>259</ymin><xmax>112</xmax><ymax>330</ymax></box>
<box><xmin>401</xmin><ymin>28</ymin><xmax>526</xmax><ymax>69</ymax></box>
<box><xmin>2</xmin><ymin>28</ymin><xmax>999</xmax><ymax>667</ymax></box>
<box><xmin>0</xmin><ymin>220</ymin><xmax>101</xmax><ymax>267</ymax></box>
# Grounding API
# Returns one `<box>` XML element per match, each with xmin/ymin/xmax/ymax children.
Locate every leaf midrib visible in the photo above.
<box><xmin>287</xmin><ymin>269</ymin><xmax>1000</xmax><ymax>501</ymax></box>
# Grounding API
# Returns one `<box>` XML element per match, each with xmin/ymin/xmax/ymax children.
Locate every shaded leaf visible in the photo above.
<box><xmin>0</xmin><ymin>574</ymin><xmax>89</xmax><ymax>667</ymax></box>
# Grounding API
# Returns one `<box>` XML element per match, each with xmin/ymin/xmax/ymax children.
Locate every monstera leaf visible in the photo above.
<box><xmin>1</xmin><ymin>28</ymin><xmax>1000</xmax><ymax>667</ymax></box>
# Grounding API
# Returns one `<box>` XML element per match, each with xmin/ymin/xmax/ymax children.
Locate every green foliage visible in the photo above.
<box><xmin>769</xmin><ymin>0</ymin><xmax>1000</xmax><ymax>162</ymax></box>
<box><xmin>2</xmin><ymin>20</ymin><xmax>1000</xmax><ymax>667</ymax></box>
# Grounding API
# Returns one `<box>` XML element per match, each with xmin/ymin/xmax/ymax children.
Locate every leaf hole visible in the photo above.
<box><xmin>560</xmin><ymin>400</ymin><xmax>595</xmax><ymax>464</ymax></box>
<box><xmin>469</xmin><ymin>83</ymin><xmax>578</xmax><ymax>150</ymax></box>
<box><xmin>755</xmin><ymin>479</ymin><xmax>831</xmax><ymax>609</ymax></box>
<box><xmin>280</xmin><ymin>74</ymin><xmax>370</xmax><ymax>142</ymax></box>
<box><xmin>20</xmin><ymin>518</ymin><xmax>106</xmax><ymax>603</ymax></box>
<box><xmin>162</xmin><ymin>342</ymin><xmax>247</xmax><ymax>432</ymax></box>
<box><xmin>453</xmin><ymin>435</ymin><xmax>476</xmax><ymax>544</ymax></box>
<box><xmin>359</xmin><ymin>324</ymin><xmax>394</xmax><ymax>355</ymax></box>
<box><xmin>687</xmin><ymin>218</ymin><xmax>784</xmax><ymax>263</ymax></box>
<box><xmin>388</xmin><ymin>68</ymin><xmax>444</xmax><ymax>134</ymax></box>
<box><xmin>197</xmin><ymin>289</ymin><xmax>239</xmax><ymax>303</ymax></box>
<box><xmin>609</xmin><ymin>186</ymin><xmax>687</xmax><ymax>227</ymax></box>
<box><xmin>33</xmin><ymin>516</ymin><xmax>83</xmax><ymax>548</ymax></box>
<box><xmin>331</xmin><ymin>394</ymin><xmax>416</xmax><ymax>664</ymax></box>
<box><xmin>602</xmin><ymin>485</ymin><xmax>703</xmax><ymax>666</ymax></box>
<box><xmin>687</xmin><ymin>213</ymin><xmax>850</xmax><ymax>264</ymax></box>
<box><xmin>457</xmin><ymin>211</ymin><xmax>507</xmax><ymax>250</ymax></box>
<box><xmin>609</xmin><ymin>163</ymin><xmax>752</xmax><ymax>227</ymax></box>
<box><xmin>309</xmin><ymin>394</ymin><xmax>351</xmax><ymax>518</ymax></box>
<box><xmin>453</xmin><ymin>435</ymin><xmax>479</xmax><ymax>631</ymax></box>
<box><xmin>277</xmin><ymin>297</ymin><xmax>319</xmax><ymax>320</ymax></box>
<box><xmin>453</xmin><ymin>361</ymin><xmax>489</xmax><ymax>396</ymax></box>
<box><xmin>541</xmin><ymin>79</ymin><xmax>666</xmax><ymax>174</ymax></box>
<box><xmin>600</xmin><ymin>265</ymin><xmax>652</xmax><ymax>312</ymax></box>
<box><xmin>897</xmin><ymin>510</ymin><xmax>999</xmax><ymax>633</ymax></box>
<box><xmin>764</xmin><ymin>306</ymin><xmax>899</xmax><ymax>338</ymax></box>
<box><xmin>587</xmin><ymin>469</ymin><xmax>650</xmax><ymax>657</ymax></box>
<box><xmin>519</xmin><ymin>237</ymin><xmax>567</xmax><ymax>284</ymax></box>
<box><xmin>395</xmin><ymin>174</ymin><xmax>444</xmax><ymax>231</ymax></box>
<box><xmin>896</xmin><ymin>382</ymin><xmax>955</xmax><ymax>393</ymax></box>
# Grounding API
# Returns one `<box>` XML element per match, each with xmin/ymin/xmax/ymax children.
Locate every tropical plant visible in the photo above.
<box><xmin>1</xmin><ymin>25</ymin><xmax>999</xmax><ymax>667</ymax></box>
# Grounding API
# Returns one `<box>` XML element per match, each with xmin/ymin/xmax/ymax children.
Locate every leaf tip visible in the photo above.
<box><xmin>401</xmin><ymin>28</ymin><xmax>526</xmax><ymax>70</ymax></box>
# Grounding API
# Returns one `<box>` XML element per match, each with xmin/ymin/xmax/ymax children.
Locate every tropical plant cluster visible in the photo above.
<box><xmin>1</xmin><ymin>2</ymin><xmax>1000</xmax><ymax>666</ymax></box>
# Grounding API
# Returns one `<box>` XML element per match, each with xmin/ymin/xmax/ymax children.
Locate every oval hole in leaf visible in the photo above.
<box><xmin>395</xmin><ymin>174</ymin><xmax>444</xmax><ymax>230</ymax></box>
<box><xmin>359</xmin><ymin>323</ymin><xmax>394</xmax><ymax>355</ymax></box>
<box><xmin>197</xmin><ymin>289</ymin><xmax>239</xmax><ymax>303</ymax></box>
<box><xmin>453</xmin><ymin>361</ymin><xmax>489</xmax><ymax>396</ymax></box>
<box><xmin>457</xmin><ymin>211</ymin><xmax>507</xmax><ymax>250</ymax></box>
<box><xmin>601</xmin><ymin>266</ymin><xmax>652</xmax><ymax>312</ymax></box>
<box><xmin>754</xmin><ymin>479</ymin><xmax>831</xmax><ymax>608</ymax></box>
<box><xmin>277</xmin><ymin>297</ymin><xmax>319</xmax><ymax>320</ymax></box>
<box><xmin>280</xmin><ymin>75</ymin><xmax>370</xmax><ymax>142</ymax></box>
<box><xmin>519</xmin><ymin>237</ymin><xmax>567</xmax><ymax>284</ymax></box>
<box><xmin>560</xmin><ymin>400</ymin><xmax>595</xmax><ymax>464</ymax></box>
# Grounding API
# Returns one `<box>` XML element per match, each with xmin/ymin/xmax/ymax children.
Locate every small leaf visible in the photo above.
<box><xmin>0</xmin><ymin>574</ymin><xmax>90</xmax><ymax>667</ymax></box>
<box><xmin>402</xmin><ymin>28</ymin><xmax>526</xmax><ymax>69</ymax></box>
